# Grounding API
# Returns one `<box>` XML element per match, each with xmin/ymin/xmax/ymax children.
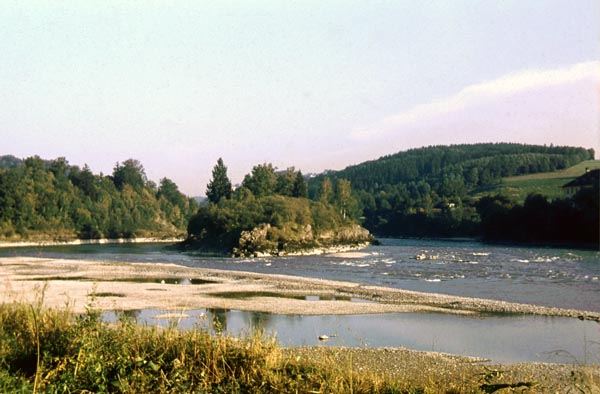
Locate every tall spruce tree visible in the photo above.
<box><xmin>293</xmin><ymin>171</ymin><xmax>308</xmax><ymax>198</ymax></box>
<box><xmin>206</xmin><ymin>158</ymin><xmax>232</xmax><ymax>203</ymax></box>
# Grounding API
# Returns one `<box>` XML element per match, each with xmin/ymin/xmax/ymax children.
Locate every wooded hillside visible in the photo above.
<box><xmin>0</xmin><ymin>156</ymin><xmax>197</xmax><ymax>241</ymax></box>
<box><xmin>307</xmin><ymin>143</ymin><xmax>595</xmax><ymax>241</ymax></box>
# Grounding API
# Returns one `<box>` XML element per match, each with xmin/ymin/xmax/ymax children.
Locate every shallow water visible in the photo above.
<box><xmin>4</xmin><ymin>240</ymin><xmax>600</xmax><ymax>363</ymax></box>
<box><xmin>102</xmin><ymin>308</ymin><xmax>600</xmax><ymax>364</ymax></box>
<box><xmin>3</xmin><ymin>239</ymin><xmax>599</xmax><ymax>312</ymax></box>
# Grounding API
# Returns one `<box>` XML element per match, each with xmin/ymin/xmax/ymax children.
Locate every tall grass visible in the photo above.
<box><xmin>0</xmin><ymin>301</ymin><xmax>423</xmax><ymax>393</ymax></box>
<box><xmin>2</xmin><ymin>300</ymin><xmax>598</xmax><ymax>393</ymax></box>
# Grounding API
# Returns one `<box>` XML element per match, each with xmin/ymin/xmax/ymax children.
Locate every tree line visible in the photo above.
<box><xmin>477</xmin><ymin>187</ymin><xmax>598</xmax><ymax>247</ymax></box>
<box><xmin>307</xmin><ymin>143</ymin><xmax>597</xmax><ymax>245</ymax></box>
<box><xmin>2</xmin><ymin>142</ymin><xmax>596</xmax><ymax>248</ymax></box>
<box><xmin>0</xmin><ymin>156</ymin><xmax>197</xmax><ymax>241</ymax></box>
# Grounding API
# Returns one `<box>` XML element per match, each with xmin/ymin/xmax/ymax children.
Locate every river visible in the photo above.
<box><xmin>3</xmin><ymin>239</ymin><xmax>600</xmax><ymax>363</ymax></box>
<box><xmin>2</xmin><ymin>238</ymin><xmax>599</xmax><ymax>312</ymax></box>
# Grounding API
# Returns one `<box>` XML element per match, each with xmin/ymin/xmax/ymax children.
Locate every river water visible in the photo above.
<box><xmin>3</xmin><ymin>238</ymin><xmax>599</xmax><ymax>312</ymax></box>
<box><xmin>2</xmin><ymin>239</ymin><xmax>600</xmax><ymax>363</ymax></box>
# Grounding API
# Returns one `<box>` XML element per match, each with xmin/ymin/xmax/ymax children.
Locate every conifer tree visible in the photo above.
<box><xmin>206</xmin><ymin>158</ymin><xmax>233</xmax><ymax>203</ymax></box>
<box><xmin>293</xmin><ymin>171</ymin><xmax>308</xmax><ymax>198</ymax></box>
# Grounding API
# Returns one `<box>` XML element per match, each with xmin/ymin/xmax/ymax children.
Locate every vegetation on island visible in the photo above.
<box><xmin>184</xmin><ymin>160</ymin><xmax>372</xmax><ymax>256</ymax></box>
<box><xmin>0</xmin><ymin>156</ymin><xmax>197</xmax><ymax>242</ymax></box>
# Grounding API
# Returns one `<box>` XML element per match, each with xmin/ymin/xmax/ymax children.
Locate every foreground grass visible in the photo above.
<box><xmin>0</xmin><ymin>301</ymin><xmax>431</xmax><ymax>393</ymax></box>
<box><xmin>1</xmin><ymin>301</ymin><xmax>598</xmax><ymax>393</ymax></box>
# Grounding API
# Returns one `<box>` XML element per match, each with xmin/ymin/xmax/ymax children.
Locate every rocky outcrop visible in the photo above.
<box><xmin>232</xmin><ymin>223</ymin><xmax>374</xmax><ymax>257</ymax></box>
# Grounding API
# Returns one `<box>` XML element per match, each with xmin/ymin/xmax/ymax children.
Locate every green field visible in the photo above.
<box><xmin>477</xmin><ymin>160</ymin><xmax>600</xmax><ymax>202</ymax></box>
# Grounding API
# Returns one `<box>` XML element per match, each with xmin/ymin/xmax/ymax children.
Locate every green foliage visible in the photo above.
<box><xmin>307</xmin><ymin>143</ymin><xmax>594</xmax><ymax>239</ymax></box>
<box><xmin>186</xmin><ymin>193</ymin><xmax>365</xmax><ymax>256</ymax></box>
<box><xmin>191</xmin><ymin>162</ymin><xmax>346</xmax><ymax>256</ymax></box>
<box><xmin>0</xmin><ymin>302</ymin><xmax>436</xmax><ymax>393</ymax></box>
<box><xmin>293</xmin><ymin>170</ymin><xmax>308</xmax><ymax>198</ymax></box>
<box><xmin>0</xmin><ymin>156</ymin><xmax>196</xmax><ymax>241</ymax></box>
<box><xmin>242</xmin><ymin>163</ymin><xmax>278</xmax><ymax>198</ymax></box>
<box><xmin>318</xmin><ymin>177</ymin><xmax>334</xmax><ymax>204</ymax></box>
<box><xmin>206</xmin><ymin>158</ymin><xmax>233</xmax><ymax>204</ymax></box>
<box><xmin>477</xmin><ymin>186</ymin><xmax>599</xmax><ymax>247</ymax></box>
<box><xmin>0</xmin><ymin>154</ymin><xmax>23</xmax><ymax>169</ymax></box>
<box><xmin>187</xmin><ymin>163</ymin><xmax>370</xmax><ymax>255</ymax></box>
<box><xmin>112</xmin><ymin>159</ymin><xmax>147</xmax><ymax>191</ymax></box>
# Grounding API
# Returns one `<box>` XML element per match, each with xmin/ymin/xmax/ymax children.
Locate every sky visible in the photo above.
<box><xmin>1</xmin><ymin>1</ymin><xmax>599</xmax><ymax>196</ymax></box>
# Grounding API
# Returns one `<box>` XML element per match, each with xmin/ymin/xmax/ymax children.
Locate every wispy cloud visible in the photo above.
<box><xmin>351</xmin><ymin>61</ymin><xmax>600</xmax><ymax>140</ymax></box>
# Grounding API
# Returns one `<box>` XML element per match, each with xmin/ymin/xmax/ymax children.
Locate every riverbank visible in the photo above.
<box><xmin>0</xmin><ymin>237</ymin><xmax>184</xmax><ymax>248</ymax></box>
<box><xmin>3</xmin><ymin>302</ymin><xmax>597</xmax><ymax>393</ymax></box>
<box><xmin>253</xmin><ymin>241</ymin><xmax>373</xmax><ymax>257</ymax></box>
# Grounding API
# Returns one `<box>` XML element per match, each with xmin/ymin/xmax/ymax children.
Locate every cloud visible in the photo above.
<box><xmin>351</xmin><ymin>61</ymin><xmax>600</xmax><ymax>140</ymax></box>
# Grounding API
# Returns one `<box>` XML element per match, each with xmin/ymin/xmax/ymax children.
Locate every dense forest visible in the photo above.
<box><xmin>478</xmin><ymin>186</ymin><xmax>598</xmax><ymax>247</ymax></box>
<box><xmin>0</xmin><ymin>156</ymin><xmax>197</xmax><ymax>241</ymax></box>
<box><xmin>185</xmin><ymin>160</ymin><xmax>372</xmax><ymax>256</ymax></box>
<box><xmin>307</xmin><ymin>143</ymin><xmax>596</xmax><ymax>244</ymax></box>
<box><xmin>1</xmin><ymin>143</ymin><xmax>597</xmax><ymax>249</ymax></box>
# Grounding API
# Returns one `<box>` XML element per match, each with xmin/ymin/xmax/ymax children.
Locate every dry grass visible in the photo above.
<box><xmin>1</xmin><ymin>298</ymin><xmax>599</xmax><ymax>394</ymax></box>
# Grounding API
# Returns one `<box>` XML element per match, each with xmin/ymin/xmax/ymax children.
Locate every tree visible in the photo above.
<box><xmin>318</xmin><ymin>177</ymin><xmax>334</xmax><ymax>204</ymax></box>
<box><xmin>293</xmin><ymin>171</ymin><xmax>308</xmax><ymax>198</ymax></box>
<box><xmin>242</xmin><ymin>163</ymin><xmax>277</xmax><ymax>198</ymax></box>
<box><xmin>275</xmin><ymin>167</ymin><xmax>296</xmax><ymax>196</ymax></box>
<box><xmin>335</xmin><ymin>179</ymin><xmax>356</xmax><ymax>220</ymax></box>
<box><xmin>112</xmin><ymin>159</ymin><xmax>147</xmax><ymax>191</ymax></box>
<box><xmin>70</xmin><ymin>165</ymin><xmax>98</xmax><ymax>199</ymax></box>
<box><xmin>206</xmin><ymin>158</ymin><xmax>232</xmax><ymax>203</ymax></box>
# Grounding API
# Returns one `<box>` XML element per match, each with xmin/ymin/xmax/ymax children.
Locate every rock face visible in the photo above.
<box><xmin>232</xmin><ymin>223</ymin><xmax>373</xmax><ymax>257</ymax></box>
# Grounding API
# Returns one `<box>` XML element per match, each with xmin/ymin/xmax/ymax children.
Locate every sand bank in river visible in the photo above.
<box><xmin>1</xmin><ymin>256</ymin><xmax>599</xmax><ymax>322</ymax></box>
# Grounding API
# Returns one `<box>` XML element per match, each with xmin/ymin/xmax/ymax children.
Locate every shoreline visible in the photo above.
<box><xmin>1</xmin><ymin>256</ymin><xmax>598</xmax><ymax>322</ymax></box>
<box><xmin>0</xmin><ymin>237</ymin><xmax>184</xmax><ymax>249</ymax></box>
<box><xmin>253</xmin><ymin>242</ymin><xmax>373</xmax><ymax>257</ymax></box>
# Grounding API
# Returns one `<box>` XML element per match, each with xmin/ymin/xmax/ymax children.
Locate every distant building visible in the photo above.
<box><xmin>562</xmin><ymin>169</ymin><xmax>600</xmax><ymax>197</ymax></box>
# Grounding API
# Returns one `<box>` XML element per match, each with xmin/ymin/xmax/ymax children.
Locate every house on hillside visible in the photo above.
<box><xmin>562</xmin><ymin>169</ymin><xmax>600</xmax><ymax>197</ymax></box>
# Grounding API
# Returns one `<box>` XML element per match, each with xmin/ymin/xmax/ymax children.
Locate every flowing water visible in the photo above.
<box><xmin>3</xmin><ymin>238</ymin><xmax>598</xmax><ymax>312</ymax></box>
<box><xmin>3</xmin><ymin>239</ymin><xmax>600</xmax><ymax>363</ymax></box>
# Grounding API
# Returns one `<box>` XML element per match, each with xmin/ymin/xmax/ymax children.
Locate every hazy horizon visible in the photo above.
<box><xmin>2</xmin><ymin>2</ymin><xmax>598</xmax><ymax>195</ymax></box>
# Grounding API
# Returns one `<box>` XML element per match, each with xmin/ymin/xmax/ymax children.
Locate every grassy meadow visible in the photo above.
<box><xmin>477</xmin><ymin>160</ymin><xmax>600</xmax><ymax>202</ymax></box>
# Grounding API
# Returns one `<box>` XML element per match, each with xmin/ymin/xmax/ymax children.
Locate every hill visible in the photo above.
<box><xmin>307</xmin><ymin>143</ymin><xmax>595</xmax><ymax>239</ymax></box>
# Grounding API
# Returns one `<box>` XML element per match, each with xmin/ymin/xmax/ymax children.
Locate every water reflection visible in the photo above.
<box><xmin>208</xmin><ymin>308</ymin><xmax>228</xmax><ymax>331</ymax></box>
<box><xmin>102</xmin><ymin>309</ymin><xmax>600</xmax><ymax>365</ymax></box>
